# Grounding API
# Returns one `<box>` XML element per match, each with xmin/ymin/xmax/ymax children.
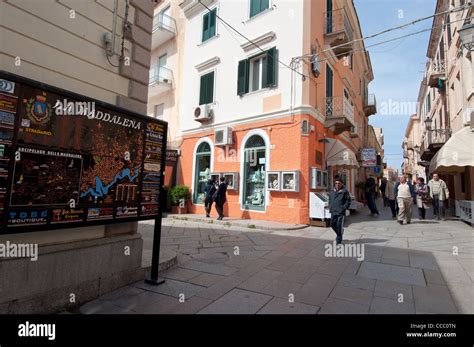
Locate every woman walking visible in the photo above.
<box><xmin>415</xmin><ymin>177</ymin><xmax>429</xmax><ymax>220</ymax></box>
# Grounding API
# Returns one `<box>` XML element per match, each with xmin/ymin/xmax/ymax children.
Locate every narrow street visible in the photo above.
<box><xmin>80</xmin><ymin>201</ymin><xmax>473</xmax><ymax>314</ymax></box>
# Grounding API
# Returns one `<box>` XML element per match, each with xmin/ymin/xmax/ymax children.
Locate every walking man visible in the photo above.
<box><xmin>329</xmin><ymin>178</ymin><xmax>351</xmax><ymax>245</ymax></box>
<box><xmin>415</xmin><ymin>177</ymin><xmax>429</xmax><ymax>220</ymax></box>
<box><xmin>380</xmin><ymin>177</ymin><xmax>388</xmax><ymax>207</ymax></box>
<box><xmin>428</xmin><ymin>173</ymin><xmax>449</xmax><ymax>221</ymax></box>
<box><xmin>203</xmin><ymin>179</ymin><xmax>216</xmax><ymax>218</ymax></box>
<box><xmin>365</xmin><ymin>177</ymin><xmax>379</xmax><ymax>216</ymax></box>
<box><xmin>214</xmin><ymin>176</ymin><xmax>228</xmax><ymax>220</ymax></box>
<box><xmin>386</xmin><ymin>173</ymin><xmax>397</xmax><ymax>218</ymax></box>
<box><xmin>394</xmin><ymin>175</ymin><xmax>415</xmax><ymax>225</ymax></box>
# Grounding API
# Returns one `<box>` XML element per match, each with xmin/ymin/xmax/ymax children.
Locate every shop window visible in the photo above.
<box><xmin>193</xmin><ymin>142</ymin><xmax>212</xmax><ymax>204</ymax></box>
<box><xmin>242</xmin><ymin>135</ymin><xmax>266</xmax><ymax>211</ymax></box>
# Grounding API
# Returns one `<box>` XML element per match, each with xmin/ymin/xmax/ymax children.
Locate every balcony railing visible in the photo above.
<box><xmin>427</xmin><ymin>59</ymin><xmax>446</xmax><ymax>88</ymax></box>
<box><xmin>426</xmin><ymin>128</ymin><xmax>451</xmax><ymax>148</ymax></box>
<box><xmin>324</xmin><ymin>8</ymin><xmax>353</xmax><ymax>57</ymax></box>
<box><xmin>153</xmin><ymin>12</ymin><xmax>176</xmax><ymax>33</ymax></box>
<box><xmin>364</xmin><ymin>94</ymin><xmax>377</xmax><ymax>116</ymax></box>
<box><xmin>149</xmin><ymin>65</ymin><xmax>173</xmax><ymax>85</ymax></box>
<box><xmin>325</xmin><ymin>96</ymin><xmax>355</xmax><ymax>124</ymax></box>
<box><xmin>152</xmin><ymin>12</ymin><xmax>177</xmax><ymax>48</ymax></box>
<box><xmin>149</xmin><ymin>65</ymin><xmax>174</xmax><ymax>96</ymax></box>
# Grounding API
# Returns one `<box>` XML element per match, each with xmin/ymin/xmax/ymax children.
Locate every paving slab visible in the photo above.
<box><xmin>358</xmin><ymin>261</ymin><xmax>426</xmax><ymax>286</ymax></box>
<box><xmin>198</xmin><ymin>289</ymin><xmax>272</xmax><ymax>314</ymax></box>
<box><xmin>318</xmin><ymin>298</ymin><xmax>370</xmax><ymax>314</ymax></box>
<box><xmin>257</xmin><ymin>297</ymin><xmax>319</xmax><ymax>314</ymax></box>
<box><xmin>412</xmin><ymin>284</ymin><xmax>459</xmax><ymax>314</ymax></box>
<box><xmin>369</xmin><ymin>297</ymin><xmax>415</xmax><ymax>314</ymax></box>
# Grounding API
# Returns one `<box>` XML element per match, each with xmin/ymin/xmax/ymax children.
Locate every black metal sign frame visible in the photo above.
<box><xmin>0</xmin><ymin>71</ymin><xmax>168</xmax><ymax>234</ymax></box>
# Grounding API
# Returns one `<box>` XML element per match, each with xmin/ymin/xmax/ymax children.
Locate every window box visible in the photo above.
<box><xmin>281</xmin><ymin>171</ymin><xmax>300</xmax><ymax>192</ymax></box>
<box><xmin>266</xmin><ymin>172</ymin><xmax>280</xmax><ymax>191</ymax></box>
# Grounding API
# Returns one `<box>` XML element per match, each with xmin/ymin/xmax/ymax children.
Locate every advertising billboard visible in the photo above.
<box><xmin>0</xmin><ymin>72</ymin><xmax>167</xmax><ymax>233</ymax></box>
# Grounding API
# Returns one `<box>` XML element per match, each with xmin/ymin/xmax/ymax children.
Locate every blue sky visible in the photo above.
<box><xmin>354</xmin><ymin>0</ymin><xmax>436</xmax><ymax>171</ymax></box>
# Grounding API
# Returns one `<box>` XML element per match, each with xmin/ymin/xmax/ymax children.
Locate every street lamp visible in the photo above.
<box><xmin>459</xmin><ymin>23</ymin><xmax>474</xmax><ymax>51</ymax></box>
<box><xmin>425</xmin><ymin>116</ymin><xmax>432</xmax><ymax>131</ymax></box>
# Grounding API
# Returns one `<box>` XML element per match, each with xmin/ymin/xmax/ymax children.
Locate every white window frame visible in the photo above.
<box><xmin>249</xmin><ymin>53</ymin><xmax>267</xmax><ymax>92</ymax></box>
<box><xmin>200</xmin><ymin>5</ymin><xmax>219</xmax><ymax>45</ymax></box>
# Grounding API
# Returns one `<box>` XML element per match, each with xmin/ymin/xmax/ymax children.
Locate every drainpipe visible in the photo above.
<box><xmin>111</xmin><ymin>0</ymin><xmax>118</xmax><ymax>56</ymax></box>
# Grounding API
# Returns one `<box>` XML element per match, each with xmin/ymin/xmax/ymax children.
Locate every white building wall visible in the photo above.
<box><xmin>180</xmin><ymin>0</ymin><xmax>305</xmax><ymax>132</ymax></box>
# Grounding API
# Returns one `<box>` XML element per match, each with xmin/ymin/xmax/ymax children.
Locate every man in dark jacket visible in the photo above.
<box><xmin>203</xmin><ymin>179</ymin><xmax>216</xmax><ymax>218</ymax></box>
<box><xmin>328</xmin><ymin>178</ymin><xmax>351</xmax><ymax>244</ymax></box>
<box><xmin>365</xmin><ymin>177</ymin><xmax>379</xmax><ymax>216</ymax></box>
<box><xmin>214</xmin><ymin>176</ymin><xmax>227</xmax><ymax>220</ymax></box>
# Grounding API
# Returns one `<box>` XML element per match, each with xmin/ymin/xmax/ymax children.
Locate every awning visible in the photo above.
<box><xmin>429</xmin><ymin>127</ymin><xmax>474</xmax><ymax>174</ymax></box>
<box><xmin>325</xmin><ymin>138</ymin><xmax>359</xmax><ymax>169</ymax></box>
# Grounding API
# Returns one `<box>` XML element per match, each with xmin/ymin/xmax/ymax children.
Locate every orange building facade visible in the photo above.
<box><xmin>174</xmin><ymin>0</ymin><xmax>377</xmax><ymax>224</ymax></box>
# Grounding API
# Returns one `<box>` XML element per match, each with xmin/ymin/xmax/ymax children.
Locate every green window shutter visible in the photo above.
<box><xmin>250</xmin><ymin>0</ymin><xmax>260</xmax><ymax>18</ymax></box>
<box><xmin>206</xmin><ymin>72</ymin><xmax>214</xmax><ymax>104</ymax></box>
<box><xmin>202</xmin><ymin>13</ymin><xmax>209</xmax><ymax>42</ymax></box>
<box><xmin>261</xmin><ymin>0</ymin><xmax>269</xmax><ymax>12</ymax></box>
<box><xmin>209</xmin><ymin>9</ymin><xmax>216</xmax><ymax>38</ymax></box>
<box><xmin>237</xmin><ymin>59</ymin><xmax>249</xmax><ymax>96</ymax></box>
<box><xmin>264</xmin><ymin>47</ymin><xmax>277</xmax><ymax>88</ymax></box>
<box><xmin>200</xmin><ymin>72</ymin><xmax>214</xmax><ymax>105</ymax></box>
<box><xmin>199</xmin><ymin>74</ymin><xmax>206</xmax><ymax>105</ymax></box>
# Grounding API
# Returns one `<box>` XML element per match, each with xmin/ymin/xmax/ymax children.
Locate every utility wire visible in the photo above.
<box><xmin>197</xmin><ymin>0</ymin><xmax>307</xmax><ymax>80</ymax></box>
<box><xmin>313</xmin><ymin>15</ymin><xmax>472</xmax><ymax>64</ymax></box>
<box><xmin>300</xmin><ymin>3</ymin><xmax>472</xmax><ymax>61</ymax></box>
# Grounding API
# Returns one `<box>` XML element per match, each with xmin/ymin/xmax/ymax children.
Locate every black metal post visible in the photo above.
<box><xmin>145</xmin><ymin>121</ymin><xmax>168</xmax><ymax>286</ymax></box>
<box><xmin>145</xmin><ymin>214</ymin><xmax>165</xmax><ymax>286</ymax></box>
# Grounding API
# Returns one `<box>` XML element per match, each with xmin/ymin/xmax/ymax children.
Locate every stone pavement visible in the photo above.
<box><xmin>80</xmin><ymin>201</ymin><xmax>473</xmax><ymax>314</ymax></box>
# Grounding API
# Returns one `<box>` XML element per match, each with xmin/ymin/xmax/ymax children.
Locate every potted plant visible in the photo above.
<box><xmin>170</xmin><ymin>185</ymin><xmax>190</xmax><ymax>214</ymax></box>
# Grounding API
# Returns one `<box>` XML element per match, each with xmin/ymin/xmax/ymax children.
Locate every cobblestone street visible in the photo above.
<box><xmin>81</xmin><ymin>202</ymin><xmax>474</xmax><ymax>314</ymax></box>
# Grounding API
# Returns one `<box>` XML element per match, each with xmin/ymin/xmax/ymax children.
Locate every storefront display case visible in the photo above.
<box><xmin>209</xmin><ymin>173</ymin><xmax>221</xmax><ymax>184</ymax></box>
<box><xmin>281</xmin><ymin>171</ymin><xmax>300</xmax><ymax>192</ymax></box>
<box><xmin>266</xmin><ymin>172</ymin><xmax>281</xmax><ymax>191</ymax></box>
<box><xmin>310</xmin><ymin>168</ymin><xmax>328</xmax><ymax>189</ymax></box>
<box><xmin>223</xmin><ymin>172</ymin><xmax>238</xmax><ymax>190</ymax></box>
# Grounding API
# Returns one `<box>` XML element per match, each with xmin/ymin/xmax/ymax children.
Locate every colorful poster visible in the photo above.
<box><xmin>0</xmin><ymin>74</ymin><xmax>166</xmax><ymax>232</ymax></box>
<box><xmin>361</xmin><ymin>148</ymin><xmax>377</xmax><ymax>167</ymax></box>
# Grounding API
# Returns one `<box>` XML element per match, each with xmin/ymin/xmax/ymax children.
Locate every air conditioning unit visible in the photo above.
<box><xmin>463</xmin><ymin>108</ymin><xmax>473</xmax><ymax>128</ymax></box>
<box><xmin>311</xmin><ymin>56</ymin><xmax>321</xmax><ymax>77</ymax></box>
<box><xmin>215</xmin><ymin>127</ymin><xmax>233</xmax><ymax>146</ymax></box>
<box><xmin>194</xmin><ymin>104</ymin><xmax>213</xmax><ymax>123</ymax></box>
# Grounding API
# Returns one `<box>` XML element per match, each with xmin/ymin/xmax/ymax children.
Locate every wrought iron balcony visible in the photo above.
<box><xmin>427</xmin><ymin>59</ymin><xmax>446</xmax><ymax>88</ymax></box>
<box><xmin>364</xmin><ymin>94</ymin><xmax>377</xmax><ymax>116</ymax></box>
<box><xmin>426</xmin><ymin>128</ymin><xmax>451</xmax><ymax>149</ymax></box>
<box><xmin>324</xmin><ymin>8</ymin><xmax>354</xmax><ymax>58</ymax></box>
<box><xmin>324</xmin><ymin>96</ymin><xmax>355</xmax><ymax>135</ymax></box>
